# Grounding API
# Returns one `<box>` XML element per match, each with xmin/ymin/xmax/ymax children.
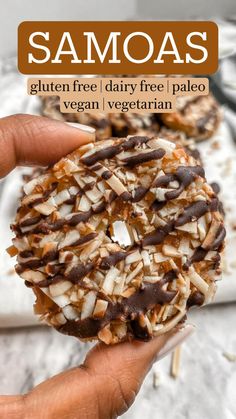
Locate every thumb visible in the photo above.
<box><xmin>24</xmin><ymin>325</ymin><xmax>194</xmax><ymax>419</ymax></box>
<box><xmin>0</xmin><ymin>114</ymin><xmax>95</xmax><ymax>178</ymax></box>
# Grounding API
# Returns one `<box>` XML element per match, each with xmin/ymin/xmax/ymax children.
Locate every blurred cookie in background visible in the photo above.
<box><xmin>110</xmin><ymin>112</ymin><xmax>159</xmax><ymax>137</ymax></box>
<box><xmin>158</xmin><ymin>127</ymin><xmax>202</xmax><ymax>163</ymax></box>
<box><xmin>160</xmin><ymin>93</ymin><xmax>222</xmax><ymax>141</ymax></box>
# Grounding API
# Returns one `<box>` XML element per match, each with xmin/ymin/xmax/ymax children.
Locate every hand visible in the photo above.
<box><xmin>0</xmin><ymin>114</ymin><xmax>194</xmax><ymax>419</ymax></box>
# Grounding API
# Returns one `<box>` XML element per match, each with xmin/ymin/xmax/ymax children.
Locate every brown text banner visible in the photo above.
<box><xmin>19</xmin><ymin>21</ymin><xmax>218</xmax><ymax>75</ymax></box>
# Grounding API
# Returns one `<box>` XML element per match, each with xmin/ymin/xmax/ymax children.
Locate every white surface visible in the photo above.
<box><xmin>0</xmin><ymin>169</ymin><xmax>38</xmax><ymax>327</ymax></box>
<box><xmin>0</xmin><ymin>0</ymin><xmax>136</xmax><ymax>58</ymax></box>
<box><xmin>0</xmin><ymin>303</ymin><xmax>235</xmax><ymax>419</ymax></box>
<box><xmin>136</xmin><ymin>0</ymin><xmax>236</xmax><ymax>19</ymax></box>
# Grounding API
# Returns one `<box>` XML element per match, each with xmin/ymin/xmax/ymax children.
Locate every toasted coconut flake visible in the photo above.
<box><xmin>154</xmin><ymin>310</ymin><xmax>186</xmax><ymax>336</ymax></box>
<box><xmin>58</xmin><ymin>230</ymin><xmax>81</xmax><ymax>249</ymax></box>
<box><xmin>111</xmin><ymin>221</ymin><xmax>134</xmax><ymax>247</ymax></box>
<box><xmin>34</xmin><ymin>197</ymin><xmax>56</xmax><ymax>215</ymax></box>
<box><xmin>171</xmin><ymin>346</ymin><xmax>181</xmax><ymax>379</ymax></box>
<box><xmin>51</xmin><ymin>294</ymin><xmax>71</xmax><ymax>308</ymax></box>
<box><xmin>78</xmin><ymin>289</ymin><xmax>85</xmax><ymax>299</ymax></box>
<box><xmin>148</xmin><ymin>138</ymin><xmax>176</xmax><ymax>153</ymax></box>
<box><xmin>197</xmin><ymin>216</ymin><xmax>207</xmax><ymax>241</ymax></box>
<box><xmin>102</xmin><ymin>267</ymin><xmax>120</xmax><ymax>294</ymax></box>
<box><xmin>62</xmin><ymin>304</ymin><xmax>78</xmax><ymax>320</ymax></box>
<box><xmin>187</xmin><ymin>267</ymin><xmax>209</xmax><ymax>295</ymax></box>
<box><xmin>125</xmin><ymin>250</ymin><xmax>142</xmax><ymax>265</ymax></box>
<box><xmin>141</xmin><ymin>250</ymin><xmax>151</xmax><ymax>267</ymax></box>
<box><xmin>58</xmin><ymin>204</ymin><xmax>73</xmax><ymax>217</ymax></box>
<box><xmin>36</xmin><ymin>232</ymin><xmax>59</xmax><ymax>248</ymax></box>
<box><xmin>114</xmin><ymin>323</ymin><xmax>127</xmax><ymax>340</ymax></box>
<box><xmin>121</xmin><ymin>286</ymin><xmax>136</xmax><ymax>298</ymax></box>
<box><xmin>126</xmin><ymin>171</ymin><xmax>136</xmax><ymax>182</ymax></box>
<box><xmin>23</xmin><ymin>174</ymin><xmax>49</xmax><ymax>195</ymax></box>
<box><xmin>78</xmin><ymin>195</ymin><xmax>91</xmax><ymax>212</ymax></box>
<box><xmin>202</xmin><ymin>219</ymin><xmax>221</xmax><ymax>250</ymax></box>
<box><xmin>59</xmin><ymin>250</ymin><xmax>78</xmax><ymax>264</ymax></box>
<box><xmin>42</xmin><ymin>241</ymin><xmax>57</xmax><ymax>258</ymax></box>
<box><xmin>223</xmin><ymin>352</ymin><xmax>236</xmax><ymax>362</ymax></box>
<box><xmin>85</xmin><ymin>187</ymin><xmax>103</xmax><ymax>203</ymax></box>
<box><xmin>178</xmin><ymin>237</ymin><xmax>190</xmax><ymax>255</ymax></box>
<box><xmin>6</xmin><ymin>245</ymin><xmax>18</xmax><ymax>257</ymax></box>
<box><xmin>144</xmin><ymin>275</ymin><xmax>162</xmax><ymax>283</ymax></box>
<box><xmin>63</xmin><ymin>159</ymin><xmax>79</xmax><ymax>174</ymax></box>
<box><xmin>93</xmin><ymin>299</ymin><xmax>108</xmax><ymax>318</ymax></box>
<box><xmin>169</xmin><ymin>181</ymin><xmax>179</xmax><ymax>189</ymax></box>
<box><xmin>151</xmin><ymin>187</ymin><xmax>174</xmax><ymax>202</ymax></box>
<box><xmin>81</xmin><ymin>291</ymin><xmax>97</xmax><ymax>320</ymax></box>
<box><xmin>126</xmin><ymin>261</ymin><xmax>143</xmax><ymax>283</ymax></box>
<box><xmin>12</xmin><ymin>237</ymin><xmax>29</xmax><ymax>252</ymax></box>
<box><xmin>98</xmin><ymin>326</ymin><xmax>113</xmax><ymax>344</ymax></box>
<box><xmin>205</xmin><ymin>250</ymin><xmax>217</xmax><ymax>261</ymax></box>
<box><xmin>154</xmin><ymin>253</ymin><xmax>169</xmax><ymax>263</ymax></box>
<box><xmin>54</xmin><ymin>189</ymin><xmax>71</xmax><ymax>206</ymax></box>
<box><xmin>73</xmin><ymin>173</ymin><xmax>85</xmax><ymax>187</ymax></box>
<box><xmin>49</xmin><ymin>280</ymin><xmax>73</xmax><ymax>297</ymax></box>
<box><xmin>139</xmin><ymin>313</ymin><xmax>152</xmax><ymax>334</ymax></box>
<box><xmin>70</xmin><ymin>291</ymin><xmax>78</xmax><ymax>302</ymax></box>
<box><xmin>54</xmin><ymin>312</ymin><xmax>67</xmax><ymax>325</ymax></box>
<box><xmin>176</xmin><ymin>222</ymin><xmax>198</xmax><ymax>234</ymax></box>
<box><xmin>80</xmin><ymin>237</ymin><xmax>103</xmax><ymax>262</ymax></box>
<box><xmin>205</xmin><ymin>281</ymin><xmax>217</xmax><ymax>304</ymax></box>
<box><xmin>153</xmin><ymin>323</ymin><xmax>164</xmax><ymax>332</ymax></box>
<box><xmin>105</xmin><ymin>173</ymin><xmax>129</xmax><ymax>197</ymax></box>
<box><xmin>113</xmin><ymin>274</ymin><xmax>126</xmax><ymax>295</ymax></box>
<box><xmin>97</xmin><ymin>180</ymin><xmax>106</xmax><ymax>193</ymax></box>
<box><xmin>163</xmin><ymin>245</ymin><xmax>181</xmax><ymax>258</ymax></box>
<box><xmin>20</xmin><ymin>269</ymin><xmax>46</xmax><ymax>284</ymax></box>
<box><xmin>21</xmin><ymin>193</ymin><xmax>43</xmax><ymax>206</ymax></box>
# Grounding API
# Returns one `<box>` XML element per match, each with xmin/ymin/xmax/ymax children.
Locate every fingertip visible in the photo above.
<box><xmin>0</xmin><ymin>114</ymin><xmax>96</xmax><ymax>177</ymax></box>
<box><xmin>86</xmin><ymin>325</ymin><xmax>195</xmax><ymax>375</ymax></box>
<box><xmin>66</xmin><ymin>122</ymin><xmax>96</xmax><ymax>137</ymax></box>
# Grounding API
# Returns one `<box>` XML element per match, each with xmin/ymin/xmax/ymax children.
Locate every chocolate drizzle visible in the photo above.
<box><xmin>142</xmin><ymin>222</ymin><xmax>174</xmax><ymax>247</ymax></box>
<box><xmin>82</xmin><ymin>144</ymin><xmax>123</xmax><ymax>166</ymax></box>
<box><xmin>29</xmin><ymin>164</ymin><xmax>206</xmax><ymax>236</ymax></box>
<box><xmin>187</xmin><ymin>290</ymin><xmax>205</xmax><ymax>307</ymax></box>
<box><xmin>132</xmin><ymin>186</ymin><xmax>149</xmax><ymax>202</ymax></box>
<box><xmin>20</xmin><ymin>216</ymin><xmax>41</xmax><ymax>227</ymax></box>
<box><xmin>69</xmin><ymin>232</ymin><xmax>98</xmax><ymax>248</ymax></box>
<box><xmin>100</xmin><ymin>251</ymin><xmax>128</xmax><ymax>270</ymax></box>
<box><xmin>196</xmin><ymin>108</ymin><xmax>217</xmax><ymax>134</ymax></box>
<box><xmin>81</xmin><ymin>136</ymin><xmax>153</xmax><ymax>167</ymax></box>
<box><xmin>122</xmin><ymin>149</ymin><xmax>165</xmax><ymax>168</ymax></box>
<box><xmin>27</xmin><ymin>182</ymin><xmax>58</xmax><ymax>207</ymax></box>
<box><xmin>142</xmin><ymin>200</ymin><xmax>211</xmax><ymax>247</ymax></box>
<box><xmin>122</xmin><ymin>136</ymin><xmax>149</xmax><ymax>150</ymax></box>
<box><xmin>57</xmin><ymin>270</ymin><xmax>178</xmax><ymax>340</ymax></box>
<box><xmin>154</xmin><ymin>165</ymin><xmax>205</xmax><ymax>202</ymax></box>
<box><xmin>175</xmin><ymin>201</ymin><xmax>209</xmax><ymax>227</ymax></box>
<box><xmin>206</xmin><ymin>224</ymin><xmax>226</xmax><ymax>251</ymax></box>
<box><xmin>66</xmin><ymin>263</ymin><xmax>95</xmax><ymax>283</ymax></box>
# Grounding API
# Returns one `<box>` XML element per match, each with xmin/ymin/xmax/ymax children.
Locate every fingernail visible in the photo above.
<box><xmin>156</xmin><ymin>324</ymin><xmax>195</xmax><ymax>361</ymax></box>
<box><xmin>66</xmin><ymin>122</ymin><xmax>96</xmax><ymax>134</ymax></box>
